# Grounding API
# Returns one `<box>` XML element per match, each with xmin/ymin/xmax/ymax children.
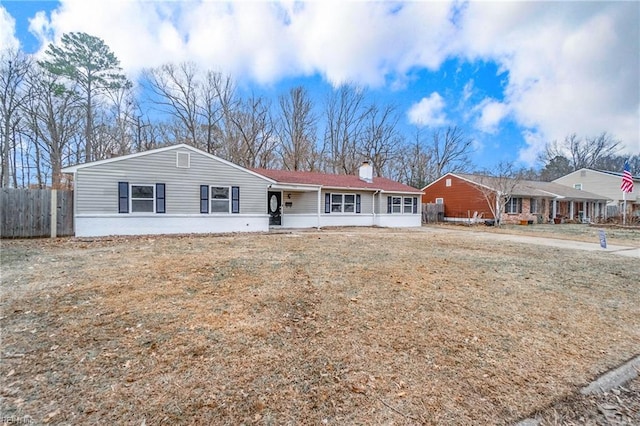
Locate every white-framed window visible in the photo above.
<box><xmin>530</xmin><ymin>198</ymin><xmax>539</xmax><ymax>214</ymax></box>
<box><xmin>392</xmin><ymin>196</ymin><xmax>402</xmax><ymax>213</ymax></box>
<box><xmin>210</xmin><ymin>186</ymin><xmax>230</xmax><ymax>213</ymax></box>
<box><xmin>403</xmin><ymin>197</ymin><xmax>414</xmax><ymax>213</ymax></box>
<box><xmin>331</xmin><ymin>193</ymin><xmax>343</xmax><ymax>212</ymax></box>
<box><xmin>445</xmin><ymin>178</ymin><xmax>452</xmax><ymax>187</ymax></box>
<box><xmin>435</xmin><ymin>197</ymin><xmax>444</xmax><ymax>204</ymax></box>
<box><xmin>200</xmin><ymin>185</ymin><xmax>239</xmax><ymax>214</ymax></box>
<box><xmin>574</xmin><ymin>183</ymin><xmax>582</xmax><ymax>190</ymax></box>
<box><xmin>131</xmin><ymin>184</ymin><xmax>155</xmax><ymax>213</ymax></box>
<box><xmin>388</xmin><ymin>196</ymin><xmax>419</xmax><ymax>214</ymax></box>
<box><xmin>344</xmin><ymin>194</ymin><xmax>356</xmax><ymax>212</ymax></box>
<box><xmin>505</xmin><ymin>197</ymin><xmax>522</xmax><ymax>214</ymax></box>
<box><xmin>119</xmin><ymin>182</ymin><xmax>165</xmax><ymax>214</ymax></box>
<box><xmin>328</xmin><ymin>193</ymin><xmax>360</xmax><ymax>213</ymax></box>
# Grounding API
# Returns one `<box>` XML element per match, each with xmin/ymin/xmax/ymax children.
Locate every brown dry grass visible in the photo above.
<box><xmin>1</xmin><ymin>227</ymin><xmax>639</xmax><ymax>425</ymax></box>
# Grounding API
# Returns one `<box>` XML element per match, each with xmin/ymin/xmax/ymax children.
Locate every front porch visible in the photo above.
<box><xmin>551</xmin><ymin>199</ymin><xmax>608</xmax><ymax>223</ymax></box>
<box><xmin>267</xmin><ymin>185</ymin><xmax>421</xmax><ymax>229</ymax></box>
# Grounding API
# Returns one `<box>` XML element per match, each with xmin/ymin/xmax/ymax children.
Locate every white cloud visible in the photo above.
<box><xmin>407</xmin><ymin>92</ymin><xmax>448</xmax><ymax>127</ymax></box>
<box><xmin>0</xmin><ymin>6</ymin><xmax>19</xmax><ymax>50</ymax></box>
<box><xmin>456</xmin><ymin>2</ymin><xmax>640</xmax><ymax>160</ymax></box>
<box><xmin>25</xmin><ymin>0</ymin><xmax>456</xmax><ymax>85</ymax></box>
<box><xmin>518</xmin><ymin>130</ymin><xmax>546</xmax><ymax>167</ymax></box>
<box><xmin>14</xmin><ymin>0</ymin><xmax>639</xmax><ymax>159</ymax></box>
<box><xmin>474</xmin><ymin>98</ymin><xmax>509</xmax><ymax>134</ymax></box>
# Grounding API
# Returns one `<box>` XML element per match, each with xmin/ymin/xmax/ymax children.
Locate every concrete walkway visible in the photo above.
<box><xmin>416</xmin><ymin>227</ymin><xmax>640</xmax><ymax>258</ymax></box>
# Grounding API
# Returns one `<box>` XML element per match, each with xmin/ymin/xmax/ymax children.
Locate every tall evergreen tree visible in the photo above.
<box><xmin>39</xmin><ymin>32</ymin><xmax>128</xmax><ymax>162</ymax></box>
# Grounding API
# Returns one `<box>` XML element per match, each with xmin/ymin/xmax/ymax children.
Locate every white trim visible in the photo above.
<box><xmin>269</xmin><ymin>183</ymin><xmax>320</xmax><ymax>191</ymax></box>
<box><xmin>374</xmin><ymin>214</ymin><xmax>422</xmax><ymax>228</ymax></box>
<box><xmin>130</xmin><ymin>183</ymin><xmax>156</xmax><ymax>214</ymax></box>
<box><xmin>209</xmin><ymin>185</ymin><xmax>231</xmax><ymax>214</ymax></box>
<box><xmin>74</xmin><ymin>214</ymin><xmax>269</xmax><ymax>237</ymax></box>
<box><xmin>328</xmin><ymin>192</ymin><xmax>359</xmax><ymax>214</ymax></box>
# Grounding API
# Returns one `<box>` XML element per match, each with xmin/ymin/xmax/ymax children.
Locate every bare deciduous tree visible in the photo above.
<box><xmin>539</xmin><ymin>132</ymin><xmax>622</xmax><ymax>174</ymax></box>
<box><xmin>143</xmin><ymin>62</ymin><xmax>201</xmax><ymax>147</ymax></box>
<box><xmin>395</xmin><ymin>129</ymin><xmax>431</xmax><ymax>189</ymax></box>
<box><xmin>474</xmin><ymin>162</ymin><xmax>524</xmax><ymax>226</ymax></box>
<box><xmin>426</xmin><ymin>125</ymin><xmax>474</xmax><ymax>183</ymax></box>
<box><xmin>225</xmin><ymin>94</ymin><xmax>277</xmax><ymax>168</ymax></box>
<box><xmin>1</xmin><ymin>49</ymin><xmax>31</xmax><ymax>187</ymax></box>
<box><xmin>277</xmin><ymin>86</ymin><xmax>318</xmax><ymax>171</ymax></box>
<box><xmin>359</xmin><ymin>102</ymin><xmax>402</xmax><ymax>177</ymax></box>
<box><xmin>23</xmin><ymin>67</ymin><xmax>82</xmax><ymax>188</ymax></box>
<box><xmin>323</xmin><ymin>84</ymin><xmax>367</xmax><ymax>174</ymax></box>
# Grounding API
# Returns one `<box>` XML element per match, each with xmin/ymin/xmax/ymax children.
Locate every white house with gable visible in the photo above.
<box><xmin>62</xmin><ymin>144</ymin><xmax>423</xmax><ymax>237</ymax></box>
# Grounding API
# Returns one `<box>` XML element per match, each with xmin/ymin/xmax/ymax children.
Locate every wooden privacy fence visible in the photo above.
<box><xmin>1</xmin><ymin>189</ymin><xmax>74</xmax><ymax>238</ymax></box>
<box><xmin>422</xmin><ymin>203</ymin><xmax>444</xmax><ymax>223</ymax></box>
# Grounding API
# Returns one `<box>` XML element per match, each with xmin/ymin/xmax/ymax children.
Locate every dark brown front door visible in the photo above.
<box><xmin>268</xmin><ymin>191</ymin><xmax>282</xmax><ymax>226</ymax></box>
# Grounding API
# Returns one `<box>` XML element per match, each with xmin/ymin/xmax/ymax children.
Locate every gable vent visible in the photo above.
<box><xmin>176</xmin><ymin>152</ymin><xmax>190</xmax><ymax>168</ymax></box>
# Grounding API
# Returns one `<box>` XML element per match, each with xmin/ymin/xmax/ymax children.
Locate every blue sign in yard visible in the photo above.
<box><xmin>598</xmin><ymin>229</ymin><xmax>607</xmax><ymax>249</ymax></box>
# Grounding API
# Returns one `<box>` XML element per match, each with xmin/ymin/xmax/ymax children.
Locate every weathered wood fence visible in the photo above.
<box><xmin>422</xmin><ymin>203</ymin><xmax>444</xmax><ymax>223</ymax></box>
<box><xmin>1</xmin><ymin>189</ymin><xmax>74</xmax><ymax>238</ymax></box>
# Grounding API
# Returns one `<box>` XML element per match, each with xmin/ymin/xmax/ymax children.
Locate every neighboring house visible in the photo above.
<box><xmin>422</xmin><ymin>173</ymin><xmax>609</xmax><ymax>224</ymax></box>
<box><xmin>61</xmin><ymin>144</ymin><xmax>422</xmax><ymax>237</ymax></box>
<box><xmin>553</xmin><ymin>168</ymin><xmax>639</xmax><ymax>219</ymax></box>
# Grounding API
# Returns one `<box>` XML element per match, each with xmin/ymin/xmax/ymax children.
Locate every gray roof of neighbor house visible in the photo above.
<box><xmin>456</xmin><ymin>173</ymin><xmax>611</xmax><ymax>201</ymax></box>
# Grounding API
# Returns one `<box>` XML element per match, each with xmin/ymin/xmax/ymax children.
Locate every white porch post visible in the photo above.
<box><xmin>317</xmin><ymin>188</ymin><xmax>322</xmax><ymax>229</ymax></box>
<box><xmin>570</xmin><ymin>201</ymin><xmax>574</xmax><ymax>219</ymax></box>
<box><xmin>552</xmin><ymin>199</ymin><xmax>557</xmax><ymax>220</ymax></box>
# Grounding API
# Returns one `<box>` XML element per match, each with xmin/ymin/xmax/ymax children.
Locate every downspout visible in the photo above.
<box><xmin>317</xmin><ymin>187</ymin><xmax>322</xmax><ymax>229</ymax></box>
<box><xmin>373</xmin><ymin>190</ymin><xmax>380</xmax><ymax>226</ymax></box>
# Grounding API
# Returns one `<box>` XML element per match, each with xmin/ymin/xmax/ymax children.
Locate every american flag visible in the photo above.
<box><xmin>621</xmin><ymin>161</ymin><xmax>634</xmax><ymax>193</ymax></box>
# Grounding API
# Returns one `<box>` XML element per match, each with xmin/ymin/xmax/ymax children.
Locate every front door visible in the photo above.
<box><xmin>268</xmin><ymin>191</ymin><xmax>282</xmax><ymax>226</ymax></box>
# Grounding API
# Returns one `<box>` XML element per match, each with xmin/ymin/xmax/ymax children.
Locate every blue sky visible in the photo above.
<box><xmin>1</xmin><ymin>0</ymin><xmax>638</xmax><ymax>170</ymax></box>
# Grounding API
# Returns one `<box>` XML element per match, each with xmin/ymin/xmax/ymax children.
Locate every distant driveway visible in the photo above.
<box><xmin>417</xmin><ymin>226</ymin><xmax>640</xmax><ymax>258</ymax></box>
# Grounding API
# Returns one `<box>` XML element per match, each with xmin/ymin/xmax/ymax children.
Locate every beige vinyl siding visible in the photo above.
<box><xmin>75</xmin><ymin>149</ymin><xmax>270</xmax><ymax>214</ymax></box>
<box><xmin>283</xmin><ymin>191</ymin><xmax>318</xmax><ymax>214</ymax></box>
<box><xmin>554</xmin><ymin>169</ymin><xmax>637</xmax><ymax>203</ymax></box>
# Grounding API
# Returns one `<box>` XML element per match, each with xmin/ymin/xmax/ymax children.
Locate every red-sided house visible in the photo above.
<box><xmin>422</xmin><ymin>173</ymin><xmax>609</xmax><ymax>224</ymax></box>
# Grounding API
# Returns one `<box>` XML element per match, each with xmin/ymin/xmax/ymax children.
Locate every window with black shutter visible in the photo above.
<box><xmin>324</xmin><ymin>193</ymin><xmax>330</xmax><ymax>213</ymax></box>
<box><xmin>118</xmin><ymin>182</ymin><xmax>129</xmax><ymax>213</ymax></box>
<box><xmin>387</xmin><ymin>196</ymin><xmax>392</xmax><ymax>214</ymax></box>
<box><xmin>156</xmin><ymin>183</ymin><xmax>166</xmax><ymax>213</ymax></box>
<box><xmin>200</xmin><ymin>185</ymin><xmax>209</xmax><ymax>213</ymax></box>
<box><xmin>231</xmin><ymin>186</ymin><xmax>240</xmax><ymax>213</ymax></box>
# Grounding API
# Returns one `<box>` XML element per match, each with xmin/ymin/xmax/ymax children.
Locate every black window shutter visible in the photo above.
<box><xmin>356</xmin><ymin>194</ymin><xmax>361</xmax><ymax>214</ymax></box>
<box><xmin>231</xmin><ymin>186</ymin><xmax>240</xmax><ymax>213</ymax></box>
<box><xmin>324</xmin><ymin>193</ymin><xmax>330</xmax><ymax>214</ymax></box>
<box><xmin>200</xmin><ymin>185</ymin><xmax>209</xmax><ymax>214</ymax></box>
<box><xmin>518</xmin><ymin>198</ymin><xmax>522</xmax><ymax>213</ymax></box>
<box><xmin>118</xmin><ymin>182</ymin><xmax>129</xmax><ymax>213</ymax></box>
<box><xmin>413</xmin><ymin>197</ymin><xmax>418</xmax><ymax>214</ymax></box>
<box><xmin>387</xmin><ymin>196</ymin><xmax>392</xmax><ymax>214</ymax></box>
<box><xmin>156</xmin><ymin>183</ymin><xmax>166</xmax><ymax>213</ymax></box>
